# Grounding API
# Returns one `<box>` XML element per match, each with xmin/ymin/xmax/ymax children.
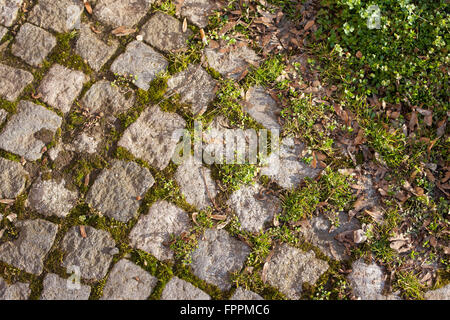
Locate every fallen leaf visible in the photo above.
<box><xmin>441</xmin><ymin>171</ymin><xmax>450</xmax><ymax>183</ymax></box>
<box><xmin>436</xmin><ymin>118</ymin><xmax>447</xmax><ymax>137</ymax></box>
<box><xmin>389</xmin><ymin>234</ymin><xmax>412</xmax><ymax>253</ymax></box>
<box><xmin>32</xmin><ymin>92</ymin><xmax>42</xmax><ymax>99</ymax></box>
<box><xmin>409</xmin><ymin>111</ymin><xmax>418</xmax><ymax>132</ymax></box>
<box><xmin>0</xmin><ymin>199</ymin><xmax>15</xmax><ymax>205</ymax></box>
<box><xmin>83</xmin><ymin>174</ymin><xmax>90</xmax><ymax>187</ymax></box>
<box><xmin>354</xmin><ymin>129</ymin><xmax>366</xmax><ymax>145</ymax></box>
<box><xmin>79</xmin><ymin>225</ymin><xmax>87</xmax><ymax>238</ymax></box>
<box><xmin>416</xmin><ymin>108</ymin><xmax>433</xmax><ymax>126</ymax></box>
<box><xmin>219</xmin><ymin>21</ymin><xmax>238</xmax><ymax>36</ymax></box>
<box><xmin>209</xmin><ymin>39</ymin><xmax>219</xmax><ymax>49</ymax></box>
<box><xmin>182</xmin><ymin>17</ymin><xmax>187</xmax><ymax>33</ymax></box>
<box><xmin>211</xmin><ymin>214</ymin><xmax>227</xmax><ymax>221</ymax></box>
<box><xmin>304</xmin><ymin>20</ymin><xmax>315</xmax><ymax>31</ymax></box>
<box><xmin>90</xmin><ymin>26</ymin><xmax>101</xmax><ymax>34</ymax></box>
<box><xmin>311</xmin><ymin>151</ymin><xmax>317</xmax><ymax>169</ymax></box>
<box><xmin>112</xmin><ymin>26</ymin><xmax>136</xmax><ymax>36</ymax></box>
<box><xmin>84</xmin><ymin>1</ymin><xmax>93</xmax><ymax>14</ymax></box>
<box><xmin>365</xmin><ymin>209</ymin><xmax>384</xmax><ymax>223</ymax></box>
<box><xmin>356</xmin><ymin>51</ymin><xmax>362</xmax><ymax>59</ymax></box>
<box><xmin>192</xmin><ymin>212</ymin><xmax>199</xmax><ymax>225</ymax></box>
<box><xmin>430</xmin><ymin>236</ymin><xmax>437</xmax><ymax>248</ymax></box>
<box><xmin>353</xmin><ymin>195</ymin><xmax>368</xmax><ymax>212</ymax></box>
<box><xmin>200</xmin><ymin>28</ymin><xmax>207</xmax><ymax>45</ymax></box>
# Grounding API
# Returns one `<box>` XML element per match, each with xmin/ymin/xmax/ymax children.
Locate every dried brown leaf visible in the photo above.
<box><xmin>80</xmin><ymin>225</ymin><xmax>87</xmax><ymax>238</ymax></box>
<box><xmin>182</xmin><ymin>17</ymin><xmax>187</xmax><ymax>33</ymax></box>
<box><xmin>112</xmin><ymin>26</ymin><xmax>136</xmax><ymax>36</ymax></box>
<box><xmin>304</xmin><ymin>20</ymin><xmax>315</xmax><ymax>31</ymax></box>
<box><xmin>0</xmin><ymin>199</ymin><xmax>15</xmax><ymax>205</ymax></box>
<box><xmin>200</xmin><ymin>28</ymin><xmax>207</xmax><ymax>45</ymax></box>
<box><xmin>84</xmin><ymin>1</ymin><xmax>93</xmax><ymax>14</ymax></box>
<box><xmin>211</xmin><ymin>214</ymin><xmax>227</xmax><ymax>221</ymax></box>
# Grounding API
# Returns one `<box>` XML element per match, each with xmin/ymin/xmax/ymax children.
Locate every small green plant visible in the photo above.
<box><xmin>394</xmin><ymin>271</ymin><xmax>425</xmax><ymax>300</ymax></box>
<box><xmin>365</xmin><ymin>122</ymin><xmax>407</xmax><ymax>168</ymax></box>
<box><xmin>280</xmin><ymin>169</ymin><xmax>354</xmax><ymax>223</ymax></box>
<box><xmin>217</xmin><ymin>163</ymin><xmax>258</xmax><ymax>192</ymax></box>
<box><xmin>170</xmin><ymin>233</ymin><xmax>198</xmax><ymax>265</ymax></box>
<box><xmin>281</xmin><ymin>178</ymin><xmax>321</xmax><ymax>222</ymax></box>
<box><xmin>111</xmin><ymin>73</ymin><xmax>138</xmax><ymax>90</ymax></box>
<box><xmin>246</xmin><ymin>55</ymin><xmax>287</xmax><ymax>88</ymax></box>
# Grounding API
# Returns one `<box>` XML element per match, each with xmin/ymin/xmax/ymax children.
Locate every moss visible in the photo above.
<box><xmin>0</xmin><ymin>98</ymin><xmax>18</xmax><ymax>113</ymax></box>
<box><xmin>206</xmin><ymin>67</ymin><xmax>221</xmax><ymax>80</ymax></box>
<box><xmin>231</xmin><ymin>269</ymin><xmax>286</xmax><ymax>300</ymax></box>
<box><xmin>89</xmin><ymin>276</ymin><xmax>107</xmax><ymax>300</ymax></box>
<box><xmin>0</xmin><ymin>261</ymin><xmax>40</xmax><ymax>298</ymax></box>
<box><xmin>167</xmin><ymin>46</ymin><xmax>202</xmax><ymax>75</ymax></box>
<box><xmin>68</xmin><ymin>156</ymin><xmax>108</xmax><ymax>194</ymax></box>
<box><xmin>114</xmin><ymin>146</ymin><xmax>136</xmax><ymax>162</ymax></box>
<box><xmin>147</xmin><ymin>76</ymin><xmax>169</xmax><ymax>103</ymax></box>
<box><xmin>85</xmin><ymin>214</ymin><xmax>134</xmax><ymax>249</ymax></box>
<box><xmin>0</xmin><ymin>149</ymin><xmax>21</xmax><ymax>162</ymax></box>
<box><xmin>130</xmin><ymin>249</ymin><xmax>173</xmax><ymax>300</ymax></box>
<box><xmin>52</xmin><ymin>31</ymin><xmax>93</xmax><ymax>75</ymax></box>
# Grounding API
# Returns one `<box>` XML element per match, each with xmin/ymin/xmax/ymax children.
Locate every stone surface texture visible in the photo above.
<box><xmin>38</xmin><ymin>64</ymin><xmax>88</xmax><ymax>114</ymax></box>
<box><xmin>425</xmin><ymin>284</ymin><xmax>450</xmax><ymax>300</ymax></box>
<box><xmin>180</xmin><ymin>0</ymin><xmax>220</xmax><ymax>28</ymax></box>
<box><xmin>86</xmin><ymin>160</ymin><xmax>154</xmax><ymax>222</ymax></box>
<box><xmin>61</xmin><ymin>226</ymin><xmax>117</xmax><ymax>281</ymax></box>
<box><xmin>0</xmin><ymin>277</ymin><xmax>30</xmax><ymax>300</ymax></box>
<box><xmin>190</xmin><ymin>229</ymin><xmax>251</xmax><ymax>290</ymax></box>
<box><xmin>118</xmin><ymin>106</ymin><xmax>186</xmax><ymax>170</ymax></box>
<box><xmin>141</xmin><ymin>11</ymin><xmax>192</xmax><ymax>52</ymax></box>
<box><xmin>12</xmin><ymin>23</ymin><xmax>56</xmax><ymax>67</ymax></box>
<box><xmin>0</xmin><ymin>101</ymin><xmax>62</xmax><ymax>161</ymax></box>
<box><xmin>81</xmin><ymin>80</ymin><xmax>135</xmax><ymax>115</ymax></box>
<box><xmin>94</xmin><ymin>0</ymin><xmax>154</xmax><ymax>28</ymax></box>
<box><xmin>27</xmin><ymin>178</ymin><xmax>78</xmax><ymax>218</ymax></box>
<box><xmin>167</xmin><ymin>64</ymin><xmax>217</xmax><ymax>115</ymax></box>
<box><xmin>129</xmin><ymin>200</ymin><xmax>191</xmax><ymax>261</ymax></box>
<box><xmin>244</xmin><ymin>86</ymin><xmax>281</xmax><ymax>130</ymax></box>
<box><xmin>0</xmin><ymin>219</ymin><xmax>58</xmax><ymax>275</ymax></box>
<box><xmin>110</xmin><ymin>40</ymin><xmax>168</xmax><ymax>91</ymax></box>
<box><xmin>28</xmin><ymin>0</ymin><xmax>83</xmax><ymax>33</ymax></box>
<box><xmin>161</xmin><ymin>276</ymin><xmax>211</xmax><ymax>300</ymax></box>
<box><xmin>174</xmin><ymin>155</ymin><xmax>217</xmax><ymax>210</ymax></box>
<box><xmin>264</xmin><ymin>243</ymin><xmax>328</xmax><ymax>299</ymax></box>
<box><xmin>231</xmin><ymin>287</ymin><xmax>264</xmax><ymax>300</ymax></box>
<box><xmin>299</xmin><ymin>212</ymin><xmax>361</xmax><ymax>261</ymax></box>
<box><xmin>205</xmin><ymin>43</ymin><xmax>260</xmax><ymax>79</ymax></box>
<box><xmin>261</xmin><ymin>137</ymin><xmax>322</xmax><ymax>189</ymax></box>
<box><xmin>76</xmin><ymin>24</ymin><xmax>119</xmax><ymax>72</ymax></box>
<box><xmin>347</xmin><ymin>259</ymin><xmax>401</xmax><ymax>300</ymax></box>
<box><xmin>0</xmin><ymin>157</ymin><xmax>27</xmax><ymax>199</ymax></box>
<box><xmin>40</xmin><ymin>273</ymin><xmax>91</xmax><ymax>300</ymax></box>
<box><xmin>101</xmin><ymin>259</ymin><xmax>158</xmax><ymax>300</ymax></box>
<box><xmin>0</xmin><ymin>63</ymin><xmax>33</xmax><ymax>101</ymax></box>
<box><xmin>227</xmin><ymin>183</ymin><xmax>281</xmax><ymax>233</ymax></box>
<box><xmin>0</xmin><ymin>0</ymin><xmax>23</xmax><ymax>27</ymax></box>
